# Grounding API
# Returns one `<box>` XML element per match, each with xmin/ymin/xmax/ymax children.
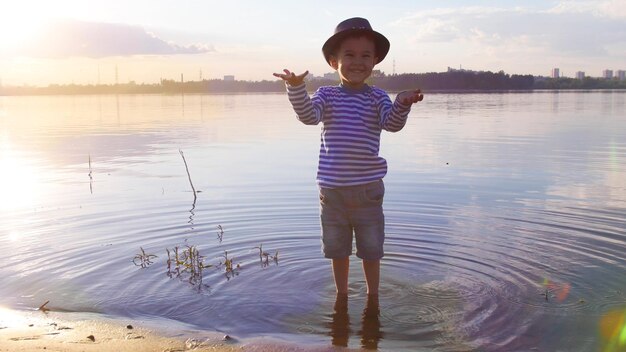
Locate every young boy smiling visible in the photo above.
<box><xmin>274</xmin><ymin>17</ymin><xmax>423</xmax><ymax>296</ymax></box>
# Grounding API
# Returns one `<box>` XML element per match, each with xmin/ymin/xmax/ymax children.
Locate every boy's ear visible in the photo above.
<box><xmin>329</xmin><ymin>56</ymin><xmax>339</xmax><ymax>70</ymax></box>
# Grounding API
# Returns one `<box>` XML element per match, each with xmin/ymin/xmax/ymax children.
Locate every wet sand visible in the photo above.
<box><xmin>0</xmin><ymin>308</ymin><xmax>242</xmax><ymax>352</ymax></box>
<box><xmin>0</xmin><ymin>308</ymin><xmax>358</xmax><ymax>352</ymax></box>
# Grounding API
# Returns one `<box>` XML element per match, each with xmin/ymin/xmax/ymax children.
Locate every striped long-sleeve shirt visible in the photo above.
<box><xmin>287</xmin><ymin>83</ymin><xmax>412</xmax><ymax>188</ymax></box>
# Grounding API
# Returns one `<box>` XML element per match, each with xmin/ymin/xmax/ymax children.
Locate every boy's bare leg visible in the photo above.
<box><xmin>362</xmin><ymin>259</ymin><xmax>380</xmax><ymax>295</ymax></box>
<box><xmin>332</xmin><ymin>257</ymin><xmax>350</xmax><ymax>294</ymax></box>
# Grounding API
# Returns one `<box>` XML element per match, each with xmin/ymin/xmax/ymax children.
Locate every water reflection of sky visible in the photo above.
<box><xmin>0</xmin><ymin>91</ymin><xmax>625</xmax><ymax>351</ymax></box>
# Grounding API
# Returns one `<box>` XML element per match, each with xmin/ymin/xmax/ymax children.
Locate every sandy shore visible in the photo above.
<box><xmin>0</xmin><ymin>307</ymin><xmax>351</xmax><ymax>352</ymax></box>
<box><xmin>0</xmin><ymin>308</ymin><xmax>243</xmax><ymax>352</ymax></box>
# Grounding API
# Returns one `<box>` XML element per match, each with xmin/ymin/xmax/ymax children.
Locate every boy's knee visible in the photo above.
<box><xmin>355</xmin><ymin>247</ymin><xmax>384</xmax><ymax>261</ymax></box>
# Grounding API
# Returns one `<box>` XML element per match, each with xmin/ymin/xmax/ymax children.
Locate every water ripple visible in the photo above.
<box><xmin>2</xmin><ymin>92</ymin><xmax>625</xmax><ymax>351</ymax></box>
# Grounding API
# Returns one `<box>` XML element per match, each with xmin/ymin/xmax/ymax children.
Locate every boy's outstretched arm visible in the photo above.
<box><xmin>396</xmin><ymin>89</ymin><xmax>424</xmax><ymax>105</ymax></box>
<box><xmin>379</xmin><ymin>89</ymin><xmax>424</xmax><ymax>132</ymax></box>
<box><xmin>273</xmin><ymin>69</ymin><xmax>309</xmax><ymax>86</ymax></box>
<box><xmin>273</xmin><ymin>69</ymin><xmax>323</xmax><ymax>125</ymax></box>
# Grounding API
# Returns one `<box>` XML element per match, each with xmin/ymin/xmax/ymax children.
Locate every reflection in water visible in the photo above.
<box><xmin>88</xmin><ymin>153</ymin><xmax>93</xmax><ymax>194</ymax></box>
<box><xmin>328</xmin><ymin>294</ymin><xmax>383</xmax><ymax>349</ymax></box>
<box><xmin>188</xmin><ymin>205</ymin><xmax>196</xmax><ymax>225</ymax></box>
<box><xmin>360</xmin><ymin>295</ymin><xmax>383</xmax><ymax>350</ymax></box>
<box><xmin>181</xmin><ymin>93</ymin><xmax>185</xmax><ymax>118</ymax></box>
<box><xmin>216</xmin><ymin>225</ymin><xmax>224</xmax><ymax>244</ymax></box>
<box><xmin>328</xmin><ymin>294</ymin><xmax>350</xmax><ymax>347</ymax></box>
<box><xmin>115</xmin><ymin>93</ymin><xmax>120</xmax><ymax>124</ymax></box>
<box><xmin>179</xmin><ymin>149</ymin><xmax>198</xmax><ymax>223</ymax></box>
<box><xmin>551</xmin><ymin>90</ymin><xmax>560</xmax><ymax>112</ymax></box>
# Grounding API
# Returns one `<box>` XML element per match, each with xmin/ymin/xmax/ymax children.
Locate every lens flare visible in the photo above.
<box><xmin>600</xmin><ymin>308</ymin><xmax>626</xmax><ymax>352</ymax></box>
<box><xmin>600</xmin><ymin>309</ymin><xmax>626</xmax><ymax>352</ymax></box>
<box><xmin>542</xmin><ymin>278</ymin><xmax>571</xmax><ymax>302</ymax></box>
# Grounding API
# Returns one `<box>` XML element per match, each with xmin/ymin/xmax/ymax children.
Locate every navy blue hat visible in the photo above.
<box><xmin>322</xmin><ymin>17</ymin><xmax>390</xmax><ymax>66</ymax></box>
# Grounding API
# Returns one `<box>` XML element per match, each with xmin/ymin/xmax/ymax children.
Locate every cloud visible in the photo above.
<box><xmin>392</xmin><ymin>2</ymin><xmax>626</xmax><ymax>59</ymax></box>
<box><xmin>548</xmin><ymin>0</ymin><xmax>626</xmax><ymax>19</ymax></box>
<box><xmin>16</xmin><ymin>19</ymin><xmax>214</xmax><ymax>58</ymax></box>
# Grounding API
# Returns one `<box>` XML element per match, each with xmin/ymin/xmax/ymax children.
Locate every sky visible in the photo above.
<box><xmin>0</xmin><ymin>0</ymin><xmax>625</xmax><ymax>86</ymax></box>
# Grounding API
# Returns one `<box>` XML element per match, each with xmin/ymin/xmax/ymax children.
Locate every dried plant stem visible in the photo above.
<box><xmin>179</xmin><ymin>149</ymin><xmax>197</xmax><ymax>203</ymax></box>
<box><xmin>38</xmin><ymin>300</ymin><xmax>50</xmax><ymax>312</ymax></box>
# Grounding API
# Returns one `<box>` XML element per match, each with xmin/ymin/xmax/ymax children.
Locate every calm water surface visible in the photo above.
<box><xmin>1</xmin><ymin>91</ymin><xmax>625</xmax><ymax>351</ymax></box>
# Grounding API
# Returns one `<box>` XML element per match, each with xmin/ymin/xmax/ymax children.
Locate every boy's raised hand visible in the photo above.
<box><xmin>273</xmin><ymin>69</ymin><xmax>309</xmax><ymax>86</ymax></box>
<box><xmin>397</xmin><ymin>89</ymin><xmax>424</xmax><ymax>105</ymax></box>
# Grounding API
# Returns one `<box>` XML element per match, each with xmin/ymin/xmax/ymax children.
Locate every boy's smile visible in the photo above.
<box><xmin>330</xmin><ymin>36</ymin><xmax>378</xmax><ymax>89</ymax></box>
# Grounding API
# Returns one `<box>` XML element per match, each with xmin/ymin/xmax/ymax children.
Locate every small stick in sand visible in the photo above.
<box><xmin>38</xmin><ymin>300</ymin><xmax>50</xmax><ymax>312</ymax></box>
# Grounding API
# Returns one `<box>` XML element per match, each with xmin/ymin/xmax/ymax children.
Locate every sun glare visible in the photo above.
<box><xmin>0</xmin><ymin>141</ymin><xmax>40</xmax><ymax>211</ymax></box>
<box><xmin>0</xmin><ymin>306</ymin><xmax>29</xmax><ymax>327</ymax></box>
<box><xmin>0</xmin><ymin>3</ymin><xmax>49</xmax><ymax>50</ymax></box>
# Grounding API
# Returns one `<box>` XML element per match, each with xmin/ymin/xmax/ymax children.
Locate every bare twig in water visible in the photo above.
<box><xmin>179</xmin><ymin>149</ymin><xmax>197</xmax><ymax>204</ymax></box>
<box><xmin>255</xmin><ymin>244</ymin><xmax>266</xmax><ymax>260</ymax></box>
<box><xmin>132</xmin><ymin>247</ymin><xmax>158</xmax><ymax>268</ymax></box>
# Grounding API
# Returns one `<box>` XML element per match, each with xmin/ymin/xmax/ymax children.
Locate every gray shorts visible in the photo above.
<box><xmin>318</xmin><ymin>180</ymin><xmax>385</xmax><ymax>260</ymax></box>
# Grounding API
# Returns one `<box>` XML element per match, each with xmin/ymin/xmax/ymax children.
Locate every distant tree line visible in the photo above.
<box><xmin>371</xmin><ymin>71</ymin><xmax>536</xmax><ymax>91</ymax></box>
<box><xmin>1</xmin><ymin>70</ymin><xmax>624</xmax><ymax>95</ymax></box>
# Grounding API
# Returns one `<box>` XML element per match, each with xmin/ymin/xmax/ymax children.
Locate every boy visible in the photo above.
<box><xmin>274</xmin><ymin>17</ymin><xmax>423</xmax><ymax>296</ymax></box>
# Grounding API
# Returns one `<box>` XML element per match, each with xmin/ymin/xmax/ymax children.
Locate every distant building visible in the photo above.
<box><xmin>602</xmin><ymin>70</ymin><xmax>613</xmax><ymax>79</ymax></box>
<box><xmin>618</xmin><ymin>70</ymin><xmax>626</xmax><ymax>81</ymax></box>
<box><xmin>223</xmin><ymin>75</ymin><xmax>235</xmax><ymax>81</ymax></box>
<box><xmin>576</xmin><ymin>71</ymin><xmax>585</xmax><ymax>80</ymax></box>
<box><xmin>306</xmin><ymin>72</ymin><xmax>338</xmax><ymax>81</ymax></box>
<box><xmin>551</xmin><ymin>68</ymin><xmax>560</xmax><ymax>79</ymax></box>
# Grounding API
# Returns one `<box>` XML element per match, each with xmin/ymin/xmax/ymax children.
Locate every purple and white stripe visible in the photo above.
<box><xmin>287</xmin><ymin>83</ymin><xmax>411</xmax><ymax>188</ymax></box>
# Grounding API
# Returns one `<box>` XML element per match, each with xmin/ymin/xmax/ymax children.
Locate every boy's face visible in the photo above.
<box><xmin>330</xmin><ymin>36</ymin><xmax>378</xmax><ymax>89</ymax></box>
